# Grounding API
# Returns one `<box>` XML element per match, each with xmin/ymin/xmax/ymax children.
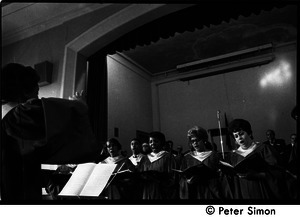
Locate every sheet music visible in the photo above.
<box><xmin>59</xmin><ymin>163</ymin><xmax>96</xmax><ymax>196</ymax></box>
<box><xmin>79</xmin><ymin>164</ymin><xmax>117</xmax><ymax>197</ymax></box>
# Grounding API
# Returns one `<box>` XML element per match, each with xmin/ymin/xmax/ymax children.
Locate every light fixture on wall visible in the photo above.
<box><xmin>34</xmin><ymin>61</ymin><xmax>53</xmax><ymax>86</ymax></box>
<box><xmin>177</xmin><ymin>43</ymin><xmax>274</xmax><ymax>81</ymax></box>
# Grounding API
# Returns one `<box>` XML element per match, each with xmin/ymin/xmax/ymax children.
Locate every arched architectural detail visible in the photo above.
<box><xmin>61</xmin><ymin>4</ymin><xmax>190</xmax><ymax>98</ymax></box>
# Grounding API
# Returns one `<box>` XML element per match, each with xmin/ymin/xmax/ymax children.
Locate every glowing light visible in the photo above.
<box><xmin>260</xmin><ymin>60</ymin><xmax>292</xmax><ymax>88</ymax></box>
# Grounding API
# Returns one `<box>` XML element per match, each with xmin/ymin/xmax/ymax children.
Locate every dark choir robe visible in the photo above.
<box><xmin>179</xmin><ymin>151</ymin><xmax>232</xmax><ymax>200</ymax></box>
<box><xmin>1</xmin><ymin>98</ymin><xmax>100</xmax><ymax>201</ymax></box>
<box><xmin>127</xmin><ymin>153</ymin><xmax>145</xmax><ymax>200</ymax></box>
<box><xmin>174</xmin><ymin>153</ymin><xmax>184</xmax><ymax>170</ymax></box>
<box><xmin>263</xmin><ymin>139</ymin><xmax>286</xmax><ymax>154</ymax></box>
<box><xmin>221</xmin><ymin>142</ymin><xmax>290</xmax><ymax>200</ymax></box>
<box><xmin>100</xmin><ymin>155</ymin><xmax>135</xmax><ymax>200</ymax></box>
<box><xmin>139</xmin><ymin>151</ymin><xmax>177</xmax><ymax>199</ymax></box>
<box><xmin>282</xmin><ymin>142</ymin><xmax>298</xmax><ymax>199</ymax></box>
<box><xmin>284</xmin><ymin>143</ymin><xmax>297</xmax><ymax>175</ymax></box>
<box><xmin>263</xmin><ymin>139</ymin><xmax>286</xmax><ymax>166</ymax></box>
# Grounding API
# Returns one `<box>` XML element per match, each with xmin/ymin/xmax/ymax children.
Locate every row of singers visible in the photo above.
<box><xmin>49</xmin><ymin>118</ymin><xmax>297</xmax><ymax>201</ymax></box>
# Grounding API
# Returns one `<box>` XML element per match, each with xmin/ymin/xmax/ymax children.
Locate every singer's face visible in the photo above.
<box><xmin>149</xmin><ymin>137</ymin><xmax>162</xmax><ymax>153</ymax></box>
<box><xmin>233</xmin><ymin>130</ymin><xmax>252</xmax><ymax>149</ymax></box>
<box><xmin>291</xmin><ymin>134</ymin><xmax>296</xmax><ymax>144</ymax></box>
<box><xmin>107</xmin><ymin>141</ymin><xmax>120</xmax><ymax>157</ymax></box>
<box><xmin>266</xmin><ymin>130</ymin><xmax>275</xmax><ymax>141</ymax></box>
<box><xmin>190</xmin><ymin>136</ymin><xmax>205</xmax><ymax>152</ymax></box>
<box><xmin>131</xmin><ymin>140</ymin><xmax>141</xmax><ymax>154</ymax></box>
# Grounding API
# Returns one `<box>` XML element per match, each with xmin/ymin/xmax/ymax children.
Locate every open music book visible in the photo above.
<box><xmin>219</xmin><ymin>154</ymin><xmax>266</xmax><ymax>174</ymax></box>
<box><xmin>58</xmin><ymin>163</ymin><xmax>117</xmax><ymax>197</ymax></box>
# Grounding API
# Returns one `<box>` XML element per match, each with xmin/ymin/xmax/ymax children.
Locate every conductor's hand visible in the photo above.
<box><xmin>57</xmin><ymin>165</ymin><xmax>74</xmax><ymax>174</ymax></box>
<box><xmin>69</xmin><ymin>90</ymin><xmax>86</xmax><ymax>104</ymax></box>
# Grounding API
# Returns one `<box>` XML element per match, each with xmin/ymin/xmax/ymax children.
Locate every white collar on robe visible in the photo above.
<box><xmin>234</xmin><ymin>142</ymin><xmax>258</xmax><ymax>157</ymax></box>
<box><xmin>189</xmin><ymin>150</ymin><xmax>212</xmax><ymax>162</ymax></box>
<box><xmin>1</xmin><ymin>102</ymin><xmax>18</xmax><ymax>119</ymax></box>
<box><xmin>103</xmin><ymin>155</ymin><xmax>125</xmax><ymax>164</ymax></box>
<box><xmin>129</xmin><ymin>153</ymin><xmax>144</xmax><ymax>165</ymax></box>
<box><xmin>147</xmin><ymin>150</ymin><xmax>167</xmax><ymax>163</ymax></box>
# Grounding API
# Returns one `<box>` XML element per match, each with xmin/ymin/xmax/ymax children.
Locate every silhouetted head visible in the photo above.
<box><xmin>1</xmin><ymin>63</ymin><xmax>40</xmax><ymax>104</ymax></box>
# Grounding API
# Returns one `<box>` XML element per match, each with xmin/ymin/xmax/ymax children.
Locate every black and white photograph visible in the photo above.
<box><xmin>1</xmin><ymin>1</ymin><xmax>298</xmax><ymax>212</ymax></box>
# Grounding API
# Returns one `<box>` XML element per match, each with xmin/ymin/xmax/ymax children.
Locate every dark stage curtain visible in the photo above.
<box><xmin>86</xmin><ymin>52</ymin><xmax>108</xmax><ymax>146</ymax></box>
<box><xmin>107</xmin><ymin>3</ymin><xmax>288</xmax><ymax>55</ymax></box>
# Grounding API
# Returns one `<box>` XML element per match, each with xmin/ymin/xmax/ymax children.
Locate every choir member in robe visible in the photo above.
<box><xmin>223</xmin><ymin>119</ymin><xmax>291</xmax><ymax>200</ymax></box>
<box><xmin>142</xmin><ymin>142</ymin><xmax>152</xmax><ymax>155</ymax></box>
<box><xmin>127</xmin><ymin>138</ymin><xmax>145</xmax><ymax>200</ymax></box>
<box><xmin>100</xmin><ymin>138</ymin><xmax>135</xmax><ymax>200</ymax></box>
<box><xmin>283</xmin><ymin>133</ymin><xmax>298</xmax><ymax>200</ymax></box>
<box><xmin>284</xmin><ymin>133</ymin><xmax>297</xmax><ymax>176</ymax></box>
<box><xmin>263</xmin><ymin>129</ymin><xmax>286</xmax><ymax>166</ymax></box>
<box><xmin>139</xmin><ymin>131</ymin><xmax>177</xmax><ymax>199</ymax></box>
<box><xmin>128</xmin><ymin>138</ymin><xmax>144</xmax><ymax>169</ymax></box>
<box><xmin>179</xmin><ymin>126</ymin><xmax>232</xmax><ymax>200</ymax></box>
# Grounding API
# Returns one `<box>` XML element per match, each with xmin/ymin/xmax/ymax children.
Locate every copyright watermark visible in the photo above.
<box><xmin>205</xmin><ymin>206</ymin><xmax>276</xmax><ymax>216</ymax></box>
<box><xmin>206</xmin><ymin>206</ymin><xmax>215</xmax><ymax>215</ymax></box>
